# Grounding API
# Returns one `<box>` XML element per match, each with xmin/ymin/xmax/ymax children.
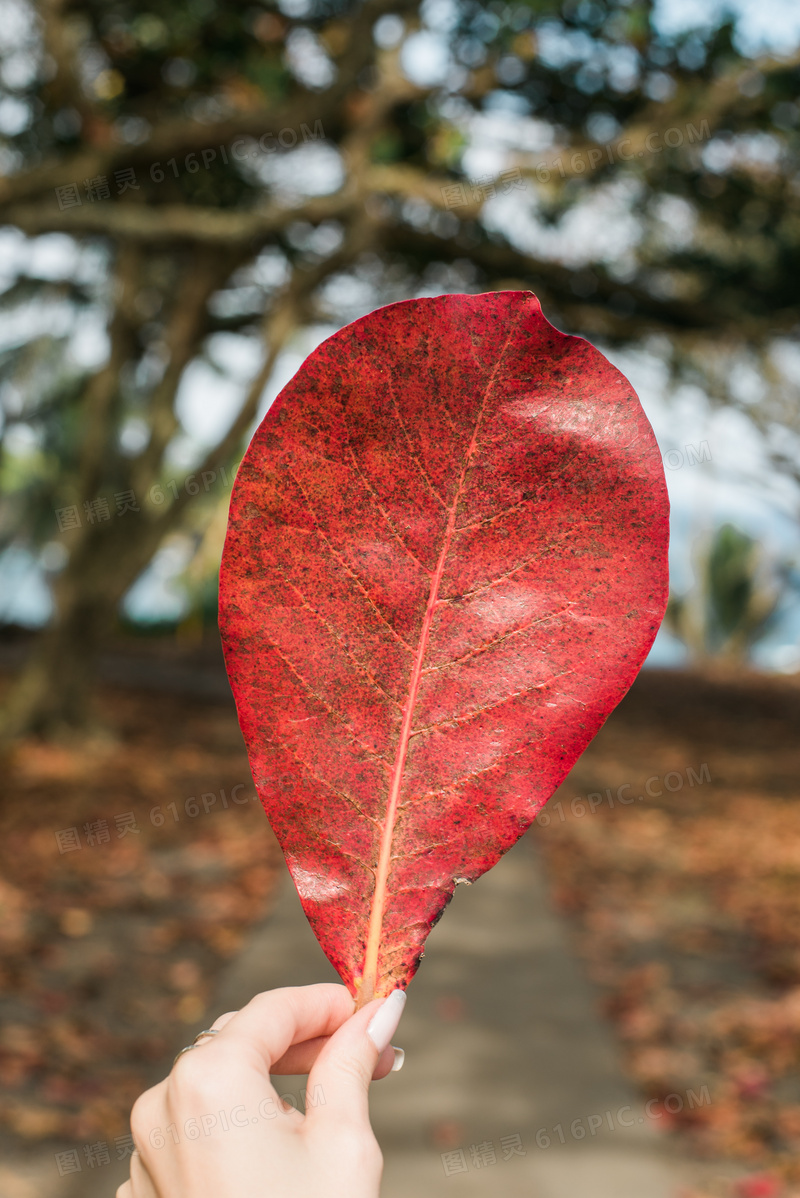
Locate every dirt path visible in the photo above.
<box><xmin>2</xmin><ymin>657</ymin><xmax>797</xmax><ymax>1196</ymax></box>
<box><xmin>80</xmin><ymin>834</ymin><xmax>732</xmax><ymax>1198</ymax></box>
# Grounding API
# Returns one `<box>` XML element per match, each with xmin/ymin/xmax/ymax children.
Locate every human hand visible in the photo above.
<box><xmin>117</xmin><ymin>983</ymin><xmax>406</xmax><ymax>1198</ymax></box>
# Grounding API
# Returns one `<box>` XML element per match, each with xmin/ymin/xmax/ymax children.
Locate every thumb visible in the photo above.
<box><xmin>305</xmin><ymin>990</ymin><xmax>407</xmax><ymax>1129</ymax></box>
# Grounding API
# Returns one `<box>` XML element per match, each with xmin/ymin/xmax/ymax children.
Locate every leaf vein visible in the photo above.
<box><xmin>270</xmin><ymin>560</ymin><xmax>403</xmax><ymax>710</ymax></box>
<box><xmin>285</xmin><ymin>465</ymin><xmax>414</xmax><ymax>654</ymax></box>
<box><xmin>263</xmin><ymin>738</ymin><xmax>383</xmax><ymax>826</ymax></box>
<box><xmin>399</xmin><ymin>742</ymin><xmax>532</xmax><ymax>808</ymax></box>
<box><xmin>410</xmin><ymin>668</ymin><xmax>575</xmax><ymax>737</ymax></box>
<box><xmin>454</xmin><ymin>497</ymin><xmax>530</xmax><ymax>533</ymax></box>
<box><xmin>422</xmin><ymin>603</ymin><xmax>576</xmax><ymax>672</ymax></box>
<box><xmin>256</xmin><ymin>633</ymin><xmax>388</xmax><ymax>764</ymax></box>
<box><xmin>343</xmin><ymin>437</ymin><xmax>434</xmax><ymax>575</ymax></box>
<box><xmin>384</xmin><ymin>372</ymin><xmax>448</xmax><ymax>509</ymax></box>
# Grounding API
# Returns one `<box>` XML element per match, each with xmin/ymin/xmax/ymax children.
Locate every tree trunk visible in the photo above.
<box><xmin>0</xmin><ymin>522</ymin><xmax>165</xmax><ymax>740</ymax></box>
<box><xmin>0</xmin><ymin>261</ymin><xmax>314</xmax><ymax>742</ymax></box>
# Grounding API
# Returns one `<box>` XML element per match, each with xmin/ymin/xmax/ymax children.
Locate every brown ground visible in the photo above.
<box><xmin>0</xmin><ymin>665</ymin><xmax>281</xmax><ymax>1148</ymax></box>
<box><xmin>539</xmin><ymin>666</ymin><xmax>800</xmax><ymax>1197</ymax></box>
<box><xmin>0</xmin><ymin>655</ymin><xmax>798</xmax><ymax>1195</ymax></box>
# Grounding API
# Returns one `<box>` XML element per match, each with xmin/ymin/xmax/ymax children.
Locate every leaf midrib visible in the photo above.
<box><xmin>357</xmin><ymin>322</ymin><xmax>521</xmax><ymax>1004</ymax></box>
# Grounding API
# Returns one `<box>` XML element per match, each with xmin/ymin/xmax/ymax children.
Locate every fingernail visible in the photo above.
<box><xmin>366</xmin><ymin>989</ymin><xmax>406</xmax><ymax>1054</ymax></box>
<box><xmin>390</xmin><ymin>1046</ymin><xmax>405</xmax><ymax>1072</ymax></box>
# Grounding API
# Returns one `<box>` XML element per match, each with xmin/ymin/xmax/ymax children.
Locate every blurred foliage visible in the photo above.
<box><xmin>668</xmin><ymin>522</ymin><xmax>784</xmax><ymax>661</ymax></box>
<box><xmin>541</xmin><ymin>668</ymin><xmax>800</xmax><ymax>1178</ymax></box>
<box><xmin>0</xmin><ymin>0</ymin><xmax>797</xmax><ymax>730</ymax></box>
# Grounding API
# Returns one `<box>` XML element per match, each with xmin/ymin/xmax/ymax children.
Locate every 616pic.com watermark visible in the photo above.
<box><xmin>535</xmin><ymin>763</ymin><xmax>711</xmax><ymax>828</ymax></box>
<box><xmin>441</xmin><ymin>1087</ymin><xmax>712</xmax><ymax>1177</ymax></box>
<box><xmin>532</xmin><ymin>118</ymin><xmax>711</xmax><ymax>181</ymax></box>
<box><xmin>441</xmin><ymin>119</ymin><xmax>712</xmax><ymax>208</ymax></box>
<box><xmin>146</xmin><ymin>1088</ymin><xmax>326</xmax><ymax>1151</ymax></box>
<box><xmin>663</xmin><ymin>440</ymin><xmax>711</xmax><ymax>471</ymax></box>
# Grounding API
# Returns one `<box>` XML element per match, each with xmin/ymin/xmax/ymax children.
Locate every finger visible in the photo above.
<box><xmin>306</xmin><ymin>990</ymin><xmax>406</xmax><ymax>1131</ymax></box>
<box><xmin>161</xmin><ymin>1011</ymin><xmax>236</xmax><ymax>1086</ymax></box>
<box><xmin>209</xmin><ymin>1010</ymin><xmax>238</xmax><ymax>1031</ymax></box>
<box><xmin>270</xmin><ymin>1035</ymin><xmax>398</xmax><ymax>1079</ymax></box>
<box><xmin>204</xmin><ymin>983</ymin><xmax>355</xmax><ymax>1076</ymax></box>
<box><xmin>372</xmin><ymin>1043</ymin><xmax>401</xmax><ymax>1080</ymax></box>
<box><xmin>128</xmin><ymin>1152</ymin><xmax>159</xmax><ymax>1198</ymax></box>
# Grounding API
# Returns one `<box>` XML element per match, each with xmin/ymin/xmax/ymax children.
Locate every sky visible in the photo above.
<box><xmin>0</xmin><ymin>0</ymin><xmax>799</xmax><ymax>670</ymax></box>
<box><xmin>653</xmin><ymin>0</ymin><xmax>800</xmax><ymax>54</ymax></box>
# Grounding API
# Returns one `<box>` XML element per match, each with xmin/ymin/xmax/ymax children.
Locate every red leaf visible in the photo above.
<box><xmin>219</xmin><ymin>291</ymin><xmax>669</xmax><ymax>1004</ymax></box>
<box><xmin>737</xmin><ymin>1177</ymin><xmax>782</xmax><ymax>1198</ymax></box>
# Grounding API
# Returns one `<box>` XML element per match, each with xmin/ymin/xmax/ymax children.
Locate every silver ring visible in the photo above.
<box><xmin>173</xmin><ymin>1027</ymin><xmax>220</xmax><ymax>1067</ymax></box>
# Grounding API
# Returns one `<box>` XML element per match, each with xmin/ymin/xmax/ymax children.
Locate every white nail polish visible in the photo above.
<box><xmin>390</xmin><ymin>1047</ymin><xmax>405</xmax><ymax>1072</ymax></box>
<box><xmin>366</xmin><ymin>989</ymin><xmax>406</xmax><ymax>1053</ymax></box>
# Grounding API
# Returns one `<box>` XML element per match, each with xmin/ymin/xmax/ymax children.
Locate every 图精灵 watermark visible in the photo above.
<box><xmin>54</xmin><ymin>463</ymin><xmax>239</xmax><ymax>534</ymax></box>
<box><xmin>441</xmin><ymin>1086</ymin><xmax>712</xmax><ymax>1176</ymax></box>
<box><xmin>53</xmin><ymin>122</ymin><xmax>327</xmax><ymax>211</ymax></box>
<box><xmin>54</xmin><ymin>784</ymin><xmax>257</xmax><ymax>854</ymax></box>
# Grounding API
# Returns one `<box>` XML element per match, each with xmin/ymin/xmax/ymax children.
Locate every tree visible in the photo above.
<box><xmin>667</xmin><ymin>523</ymin><xmax>784</xmax><ymax>662</ymax></box>
<box><xmin>0</xmin><ymin>0</ymin><xmax>798</xmax><ymax>736</ymax></box>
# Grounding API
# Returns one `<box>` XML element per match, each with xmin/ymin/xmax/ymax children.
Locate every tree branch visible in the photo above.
<box><xmin>75</xmin><ymin>241</ymin><xmax>140</xmax><ymax>492</ymax></box>
<box><xmin>128</xmin><ymin>248</ymin><xmax>245</xmax><ymax>498</ymax></box>
<box><xmin>161</xmin><ymin>224</ymin><xmax>374</xmax><ymax>526</ymax></box>
<box><xmin>37</xmin><ymin>0</ymin><xmax>110</xmax><ymax>139</ymax></box>
<box><xmin>2</xmin><ymin>195</ymin><xmax>353</xmax><ymax>243</ymax></box>
<box><xmin>0</xmin><ymin>0</ymin><xmax>419</xmax><ymax>208</ymax></box>
<box><xmin>513</xmin><ymin>47</ymin><xmax>800</xmax><ymax>182</ymax></box>
<box><xmin>379</xmin><ymin>223</ymin><xmax>800</xmax><ymax>338</ymax></box>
